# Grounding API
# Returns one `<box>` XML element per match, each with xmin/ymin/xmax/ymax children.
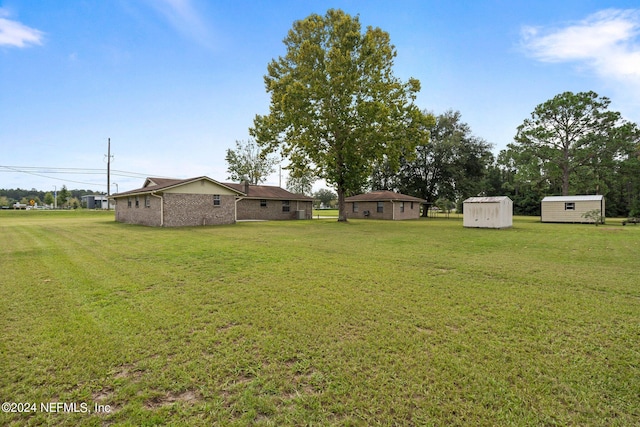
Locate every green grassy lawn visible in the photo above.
<box><xmin>1</xmin><ymin>210</ymin><xmax>638</xmax><ymax>426</ymax></box>
<box><xmin>312</xmin><ymin>209</ymin><xmax>338</xmax><ymax>217</ymax></box>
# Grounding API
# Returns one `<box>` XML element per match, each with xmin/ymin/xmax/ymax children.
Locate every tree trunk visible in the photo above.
<box><xmin>562</xmin><ymin>165</ymin><xmax>570</xmax><ymax>196</ymax></box>
<box><xmin>337</xmin><ymin>185</ymin><xmax>348</xmax><ymax>222</ymax></box>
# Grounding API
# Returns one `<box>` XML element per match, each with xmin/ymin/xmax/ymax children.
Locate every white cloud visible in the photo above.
<box><xmin>143</xmin><ymin>0</ymin><xmax>214</xmax><ymax>49</ymax></box>
<box><xmin>0</xmin><ymin>8</ymin><xmax>44</xmax><ymax>48</ymax></box>
<box><xmin>521</xmin><ymin>9</ymin><xmax>640</xmax><ymax>82</ymax></box>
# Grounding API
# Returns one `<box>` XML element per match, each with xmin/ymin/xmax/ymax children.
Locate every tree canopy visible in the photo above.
<box><xmin>371</xmin><ymin>110</ymin><xmax>493</xmax><ymax>210</ymax></box>
<box><xmin>225</xmin><ymin>139</ymin><xmax>279</xmax><ymax>185</ymax></box>
<box><xmin>250</xmin><ymin>9</ymin><xmax>427</xmax><ymax>221</ymax></box>
<box><xmin>512</xmin><ymin>91</ymin><xmax>637</xmax><ymax>196</ymax></box>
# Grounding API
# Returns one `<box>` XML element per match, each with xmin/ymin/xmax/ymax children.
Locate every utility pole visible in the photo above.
<box><xmin>104</xmin><ymin>138</ymin><xmax>114</xmax><ymax>209</ymax></box>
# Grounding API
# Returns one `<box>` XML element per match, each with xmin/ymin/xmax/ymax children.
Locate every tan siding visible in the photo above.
<box><xmin>541</xmin><ymin>200</ymin><xmax>603</xmax><ymax>223</ymax></box>
<box><xmin>163</xmin><ymin>180</ymin><xmax>238</xmax><ymax>195</ymax></box>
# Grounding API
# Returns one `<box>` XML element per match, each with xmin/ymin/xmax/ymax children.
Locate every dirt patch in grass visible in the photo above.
<box><xmin>144</xmin><ymin>390</ymin><xmax>201</xmax><ymax>409</ymax></box>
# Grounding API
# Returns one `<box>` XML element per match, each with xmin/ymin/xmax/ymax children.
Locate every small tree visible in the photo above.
<box><xmin>286</xmin><ymin>169</ymin><xmax>315</xmax><ymax>195</ymax></box>
<box><xmin>582</xmin><ymin>209</ymin><xmax>604</xmax><ymax>226</ymax></box>
<box><xmin>225</xmin><ymin>139</ymin><xmax>279</xmax><ymax>184</ymax></box>
<box><xmin>58</xmin><ymin>185</ymin><xmax>70</xmax><ymax>207</ymax></box>
<box><xmin>435</xmin><ymin>197</ymin><xmax>455</xmax><ymax>217</ymax></box>
<box><xmin>44</xmin><ymin>192</ymin><xmax>54</xmax><ymax>207</ymax></box>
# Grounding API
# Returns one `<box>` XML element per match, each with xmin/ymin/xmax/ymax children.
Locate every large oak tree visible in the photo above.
<box><xmin>250</xmin><ymin>9</ymin><xmax>426</xmax><ymax>221</ymax></box>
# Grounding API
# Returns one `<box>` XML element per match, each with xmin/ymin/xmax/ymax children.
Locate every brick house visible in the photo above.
<box><xmin>111</xmin><ymin>177</ymin><xmax>313</xmax><ymax>226</ymax></box>
<box><xmin>345</xmin><ymin>191</ymin><xmax>426</xmax><ymax>220</ymax></box>
<box><xmin>225</xmin><ymin>182</ymin><xmax>313</xmax><ymax>220</ymax></box>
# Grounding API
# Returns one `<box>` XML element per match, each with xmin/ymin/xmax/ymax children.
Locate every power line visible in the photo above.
<box><xmin>0</xmin><ymin>165</ymin><xmax>170</xmax><ymax>178</ymax></box>
<box><xmin>0</xmin><ymin>165</ymin><xmax>106</xmax><ymax>187</ymax></box>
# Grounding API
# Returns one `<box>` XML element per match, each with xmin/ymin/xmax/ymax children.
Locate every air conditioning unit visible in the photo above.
<box><xmin>297</xmin><ymin>210</ymin><xmax>306</xmax><ymax>219</ymax></box>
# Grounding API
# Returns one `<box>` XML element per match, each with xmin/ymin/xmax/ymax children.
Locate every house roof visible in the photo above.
<box><xmin>224</xmin><ymin>183</ymin><xmax>313</xmax><ymax>201</ymax></box>
<box><xmin>345</xmin><ymin>191</ymin><xmax>426</xmax><ymax>203</ymax></box>
<box><xmin>464</xmin><ymin>196</ymin><xmax>512</xmax><ymax>203</ymax></box>
<box><xmin>111</xmin><ymin>177</ymin><xmax>313</xmax><ymax>201</ymax></box>
<box><xmin>541</xmin><ymin>195</ymin><xmax>604</xmax><ymax>202</ymax></box>
<box><xmin>111</xmin><ymin>176</ymin><xmax>243</xmax><ymax>198</ymax></box>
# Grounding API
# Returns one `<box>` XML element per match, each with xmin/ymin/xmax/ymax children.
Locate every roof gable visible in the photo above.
<box><xmin>112</xmin><ymin>177</ymin><xmax>244</xmax><ymax>198</ymax></box>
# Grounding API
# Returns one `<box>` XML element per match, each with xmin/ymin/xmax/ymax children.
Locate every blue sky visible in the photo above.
<box><xmin>2</xmin><ymin>0</ymin><xmax>640</xmax><ymax>194</ymax></box>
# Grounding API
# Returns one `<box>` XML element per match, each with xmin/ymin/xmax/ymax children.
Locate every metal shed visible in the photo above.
<box><xmin>541</xmin><ymin>195</ymin><xmax>605</xmax><ymax>223</ymax></box>
<box><xmin>463</xmin><ymin>196</ymin><xmax>513</xmax><ymax>228</ymax></box>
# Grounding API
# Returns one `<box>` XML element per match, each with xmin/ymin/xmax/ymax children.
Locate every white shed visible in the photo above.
<box><xmin>541</xmin><ymin>195</ymin><xmax>605</xmax><ymax>223</ymax></box>
<box><xmin>463</xmin><ymin>196</ymin><xmax>513</xmax><ymax>228</ymax></box>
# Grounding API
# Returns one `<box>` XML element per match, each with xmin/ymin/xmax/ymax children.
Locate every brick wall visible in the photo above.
<box><xmin>114</xmin><ymin>195</ymin><xmax>162</xmax><ymax>226</ymax></box>
<box><xmin>237</xmin><ymin>199</ymin><xmax>312</xmax><ymax>220</ymax></box>
<box><xmin>114</xmin><ymin>193</ymin><xmax>235</xmax><ymax>227</ymax></box>
<box><xmin>163</xmin><ymin>193</ymin><xmax>235</xmax><ymax>226</ymax></box>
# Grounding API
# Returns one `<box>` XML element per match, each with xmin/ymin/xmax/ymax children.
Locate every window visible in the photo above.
<box><xmin>377</xmin><ymin>201</ymin><xmax>384</xmax><ymax>213</ymax></box>
<box><xmin>213</xmin><ymin>195</ymin><xmax>221</xmax><ymax>206</ymax></box>
<box><xmin>282</xmin><ymin>200</ymin><xmax>290</xmax><ymax>212</ymax></box>
<box><xmin>127</xmin><ymin>197</ymin><xmax>132</xmax><ymax>208</ymax></box>
<box><xmin>135</xmin><ymin>196</ymin><xmax>139</xmax><ymax>208</ymax></box>
<box><xmin>565</xmin><ymin>202</ymin><xmax>575</xmax><ymax>211</ymax></box>
<box><xmin>260</xmin><ymin>199</ymin><xmax>267</xmax><ymax>207</ymax></box>
<box><xmin>400</xmin><ymin>202</ymin><xmax>405</xmax><ymax>213</ymax></box>
<box><xmin>411</xmin><ymin>202</ymin><xmax>414</xmax><ymax>209</ymax></box>
<box><xmin>145</xmin><ymin>195</ymin><xmax>150</xmax><ymax>207</ymax></box>
<box><xmin>353</xmin><ymin>202</ymin><xmax>358</xmax><ymax>213</ymax></box>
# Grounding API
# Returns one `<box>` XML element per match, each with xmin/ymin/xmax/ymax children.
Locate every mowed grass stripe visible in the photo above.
<box><xmin>0</xmin><ymin>211</ymin><xmax>638</xmax><ymax>426</ymax></box>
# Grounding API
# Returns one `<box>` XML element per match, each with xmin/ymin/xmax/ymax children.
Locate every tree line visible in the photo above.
<box><xmin>0</xmin><ymin>186</ymin><xmax>104</xmax><ymax>208</ymax></box>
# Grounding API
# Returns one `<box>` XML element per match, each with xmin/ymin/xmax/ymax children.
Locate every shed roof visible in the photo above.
<box><xmin>345</xmin><ymin>191</ymin><xmax>426</xmax><ymax>203</ymax></box>
<box><xmin>463</xmin><ymin>196</ymin><xmax>511</xmax><ymax>203</ymax></box>
<box><xmin>541</xmin><ymin>195</ymin><xmax>603</xmax><ymax>202</ymax></box>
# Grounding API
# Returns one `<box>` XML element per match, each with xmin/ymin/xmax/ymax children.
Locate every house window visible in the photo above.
<box><xmin>135</xmin><ymin>196</ymin><xmax>139</xmax><ymax>208</ymax></box>
<box><xmin>400</xmin><ymin>202</ymin><xmax>405</xmax><ymax>213</ymax></box>
<box><xmin>411</xmin><ymin>202</ymin><xmax>414</xmax><ymax>209</ymax></box>
<box><xmin>213</xmin><ymin>195</ymin><xmax>221</xmax><ymax>206</ymax></box>
<box><xmin>565</xmin><ymin>202</ymin><xmax>575</xmax><ymax>211</ymax></box>
<box><xmin>145</xmin><ymin>195</ymin><xmax>150</xmax><ymax>207</ymax></box>
<box><xmin>282</xmin><ymin>200</ymin><xmax>290</xmax><ymax>212</ymax></box>
<box><xmin>377</xmin><ymin>202</ymin><xmax>384</xmax><ymax>213</ymax></box>
<box><xmin>127</xmin><ymin>197</ymin><xmax>132</xmax><ymax>208</ymax></box>
<box><xmin>353</xmin><ymin>202</ymin><xmax>358</xmax><ymax>213</ymax></box>
<box><xmin>260</xmin><ymin>199</ymin><xmax>267</xmax><ymax>207</ymax></box>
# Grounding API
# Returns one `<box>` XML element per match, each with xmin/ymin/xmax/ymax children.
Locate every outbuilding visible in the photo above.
<box><xmin>345</xmin><ymin>191</ymin><xmax>426</xmax><ymax>220</ymax></box>
<box><xmin>463</xmin><ymin>196</ymin><xmax>513</xmax><ymax>229</ymax></box>
<box><xmin>541</xmin><ymin>195</ymin><xmax>605</xmax><ymax>223</ymax></box>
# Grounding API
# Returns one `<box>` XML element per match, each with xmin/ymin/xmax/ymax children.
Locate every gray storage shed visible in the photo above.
<box><xmin>541</xmin><ymin>195</ymin><xmax>605</xmax><ymax>223</ymax></box>
<box><xmin>463</xmin><ymin>196</ymin><xmax>513</xmax><ymax>228</ymax></box>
